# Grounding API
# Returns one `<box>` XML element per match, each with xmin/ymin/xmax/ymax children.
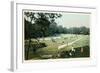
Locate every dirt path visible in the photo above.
<box><xmin>58</xmin><ymin>37</ymin><xmax>83</xmax><ymax>50</ymax></box>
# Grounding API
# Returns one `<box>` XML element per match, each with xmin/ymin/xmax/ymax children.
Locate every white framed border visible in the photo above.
<box><xmin>11</xmin><ymin>1</ymin><xmax>97</xmax><ymax>72</ymax></box>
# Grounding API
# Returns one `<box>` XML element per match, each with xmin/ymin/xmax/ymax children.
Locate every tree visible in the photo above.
<box><xmin>24</xmin><ymin>12</ymin><xmax>62</xmax><ymax>39</ymax></box>
<box><xmin>24</xmin><ymin>12</ymin><xmax>62</xmax><ymax>60</ymax></box>
<box><xmin>79</xmin><ymin>26</ymin><xmax>90</xmax><ymax>35</ymax></box>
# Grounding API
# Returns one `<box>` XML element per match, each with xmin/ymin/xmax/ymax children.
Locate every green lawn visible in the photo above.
<box><xmin>25</xmin><ymin>34</ymin><xmax>90</xmax><ymax>60</ymax></box>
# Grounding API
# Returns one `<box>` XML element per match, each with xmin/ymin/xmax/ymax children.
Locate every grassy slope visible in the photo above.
<box><xmin>25</xmin><ymin>34</ymin><xmax>90</xmax><ymax>60</ymax></box>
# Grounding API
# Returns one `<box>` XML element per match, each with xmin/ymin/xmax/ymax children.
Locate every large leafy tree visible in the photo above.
<box><xmin>24</xmin><ymin>12</ymin><xmax>62</xmax><ymax>39</ymax></box>
<box><xmin>24</xmin><ymin>12</ymin><xmax>62</xmax><ymax>60</ymax></box>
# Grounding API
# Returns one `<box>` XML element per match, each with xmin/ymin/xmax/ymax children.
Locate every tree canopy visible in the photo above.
<box><xmin>24</xmin><ymin>12</ymin><xmax>62</xmax><ymax>39</ymax></box>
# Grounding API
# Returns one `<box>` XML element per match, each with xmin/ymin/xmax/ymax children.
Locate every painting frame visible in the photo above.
<box><xmin>11</xmin><ymin>1</ymin><xmax>97</xmax><ymax>71</ymax></box>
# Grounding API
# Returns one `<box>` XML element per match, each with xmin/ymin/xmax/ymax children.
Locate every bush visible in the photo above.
<box><xmin>71</xmin><ymin>46</ymin><xmax>90</xmax><ymax>57</ymax></box>
<box><xmin>40</xmin><ymin>42</ymin><xmax>46</xmax><ymax>47</ymax></box>
<box><xmin>24</xmin><ymin>40</ymin><xmax>47</xmax><ymax>60</ymax></box>
<box><xmin>59</xmin><ymin>46</ymin><xmax>90</xmax><ymax>58</ymax></box>
<box><xmin>59</xmin><ymin>51</ymin><xmax>70</xmax><ymax>58</ymax></box>
<box><xmin>25</xmin><ymin>40</ymin><xmax>47</xmax><ymax>53</ymax></box>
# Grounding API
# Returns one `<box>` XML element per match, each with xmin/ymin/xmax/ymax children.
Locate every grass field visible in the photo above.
<box><xmin>25</xmin><ymin>34</ymin><xmax>90</xmax><ymax>60</ymax></box>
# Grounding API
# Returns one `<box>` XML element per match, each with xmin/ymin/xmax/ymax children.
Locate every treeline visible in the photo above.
<box><xmin>25</xmin><ymin>19</ymin><xmax>89</xmax><ymax>39</ymax></box>
<box><xmin>48</xmin><ymin>23</ymin><xmax>90</xmax><ymax>35</ymax></box>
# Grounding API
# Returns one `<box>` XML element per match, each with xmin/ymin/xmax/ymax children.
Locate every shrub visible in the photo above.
<box><xmin>24</xmin><ymin>40</ymin><xmax>47</xmax><ymax>60</ymax></box>
<box><xmin>59</xmin><ymin>51</ymin><xmax>70</xmax><ymax>58</ymax></box>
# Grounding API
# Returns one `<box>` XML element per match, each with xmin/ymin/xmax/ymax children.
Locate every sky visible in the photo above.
<box><xmin>55</xmin><ymin>12</ymin><xmax>90</xmax><ymax>28</ymax></box>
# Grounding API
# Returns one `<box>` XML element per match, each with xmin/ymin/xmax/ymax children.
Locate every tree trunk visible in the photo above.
<box><xmin>26</xmin><ymin>39</ymin><xmax>31</xmax><ymax>60</ymax></box>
